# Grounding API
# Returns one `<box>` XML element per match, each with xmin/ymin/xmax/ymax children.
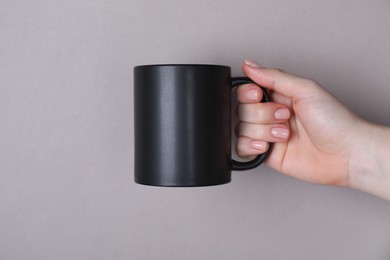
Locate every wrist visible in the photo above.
<box><xmin>348</xmin><ymin>121</ymin><xmax>390</xmax><ymax>199</ymax></box>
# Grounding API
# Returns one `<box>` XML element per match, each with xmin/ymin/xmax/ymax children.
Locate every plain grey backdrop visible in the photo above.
<box><xmin>1</xmin><ymin>0</ymin><xmax>390</xmax><ymax>259</ymax></box>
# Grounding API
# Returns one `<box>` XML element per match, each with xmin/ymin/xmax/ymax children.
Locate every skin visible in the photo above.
<box><xmin>236</xmin><ymin>60</ymin><xmax>390</xmax><ymax>200</ymax></box>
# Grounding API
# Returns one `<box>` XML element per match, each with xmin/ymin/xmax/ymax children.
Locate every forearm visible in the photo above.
<box><xmin>348</xmin><ymin>122</ymin><xmax>390</xmax><ymax>200</ymax></box>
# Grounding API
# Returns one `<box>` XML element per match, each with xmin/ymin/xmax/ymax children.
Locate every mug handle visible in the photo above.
<box><xmin>231</xmin><ymin>77</ymin><xmax>273</xmax><ymax>171</ymax></box>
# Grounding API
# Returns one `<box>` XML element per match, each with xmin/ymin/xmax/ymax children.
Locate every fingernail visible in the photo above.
<box><xmin>250</xmin><ymin>140</ymin><xmax>267</xmax><ymax>150</ymax></box>
<box><xmin>245</xmin><ymin>89</ymin><xmax>259</xmax><ymax>101</ymax></box>
<box><xmin>274</xmin><ymin>108</ymin><xmax>290</xmax><ymax>120</ymax></box>
<box><xmin>271</xmin><ymin>127</ymin><xmax>289</xmax><ymax>139</ymax></box>
<box><xmin>244</xmin><ymin>59</ymin><xmax>262</xmax><ymax>68</ymax></box>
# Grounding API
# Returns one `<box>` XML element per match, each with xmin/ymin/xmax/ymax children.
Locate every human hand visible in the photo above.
<box><xmin>236</xmin><ymin>60</ymin><xmax>368</xmax><ymax>186</ymax></box>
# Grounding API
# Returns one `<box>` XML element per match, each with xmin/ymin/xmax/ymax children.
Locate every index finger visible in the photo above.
<box><xmin>236</xmin><ymin>83</ymin><xmax>264</xmax><ymax>104</ymax></box>
<box><xmin>242</xmin><ymin>60</ymin><xmax>314</xmax><ymax>99</ymax></box>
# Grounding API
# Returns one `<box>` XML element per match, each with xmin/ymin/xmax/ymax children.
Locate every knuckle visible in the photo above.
<box><xmin>234</xmin><ymin>123</ymin><xmax>240</xmax><ymax>136</ymax></box>
<box><xmin>242</xmin><ymin>104</ymin><xmax>255</xmax><ymax>120</ymax></box>
<box><xmin>236</xmin><ymin>104</ymin><xmax>245</xmax><ymax>120</ymax></box>
<box><xmin>254</xmin><ymin>125</ymin><xmax>265</xmax><ymax>139</ymax></box>
<box><xmin>255</xmin><ymin>104</ymin><xmax>267</xmax><ymax>122</ymax></box>
<box><xmin>301</xmin><ymin>78</ymin><xmax>313</xmax><ymax>86</ymax></box>
<box><xmin>243</xmin><ymin>123</ymin><xmax>264</xmax><ymax>139</ymax></box>
<box><xmin>300</xmin><ymin>78</ymin><xmax>318</xmax><ymax>89</ymax></box>
<box><xmin>239</xmin><ymin>123</ymin><xmax>250</xmax><ymax>137</ymax></box>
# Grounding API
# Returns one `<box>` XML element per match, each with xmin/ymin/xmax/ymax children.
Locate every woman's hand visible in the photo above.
<box><xmin>236</xmin><ymin>60</ymin><xmax>368</xmax><ymax>186</ymax></box>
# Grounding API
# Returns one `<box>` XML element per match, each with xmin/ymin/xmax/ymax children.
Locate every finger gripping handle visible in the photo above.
<box><xmin>231</xmin><ymin>77</ymin><xmax>273</xmax><ymax>171</ymax></box>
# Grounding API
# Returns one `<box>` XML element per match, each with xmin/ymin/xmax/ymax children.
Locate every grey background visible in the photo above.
<box><xmin>1</xmin><ymin>0</ymin><xmax>390</xmax><ymax>259</ymax></box>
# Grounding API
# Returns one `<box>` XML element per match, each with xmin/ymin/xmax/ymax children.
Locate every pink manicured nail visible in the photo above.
<box><xmin>244</xmin><ymin>59</ymin><xmax>262</xmax><ymax>68</ymax></box>
<box><xmin>250</xmin><ymin>140</ymin><xmax>267</xmax><ymax>150</ymax></box>
<box><xmin>274</xmin><ymin>108</ymin><xmax>290</xmax><ymax>120</ymax></box>
<box><xmin>271</xmin><ymin>128</ymin><xmax>289</xmax><ymax>139</ymax></box>
<box><xmin>245</xmin><ymin>89</ymin><xmax>259</xmax><ymax>101</ymax></box>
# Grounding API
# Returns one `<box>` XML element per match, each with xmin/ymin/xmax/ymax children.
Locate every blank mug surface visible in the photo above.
<box><xmin>134</xmin><ymin>64</ymin><xmax>271</xmax><ymax>187</ymax></box>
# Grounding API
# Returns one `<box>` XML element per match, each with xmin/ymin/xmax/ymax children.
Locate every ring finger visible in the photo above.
<box><xmin>237</xmin><ymin>122</ymin><xmax>290</xmax><ymax>142</ymax></box>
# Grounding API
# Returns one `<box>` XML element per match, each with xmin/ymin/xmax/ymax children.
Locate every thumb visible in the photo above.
<box><xmin>242</xmin><ymin>60</ymin><xmax>315</xmax><ymax>99</ymax></box>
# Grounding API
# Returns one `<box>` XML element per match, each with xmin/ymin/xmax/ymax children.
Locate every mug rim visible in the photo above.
<box><xmin>134</xmin><ymin>64</ymin><xmax>230</xmax><ymax>69</ymax></box>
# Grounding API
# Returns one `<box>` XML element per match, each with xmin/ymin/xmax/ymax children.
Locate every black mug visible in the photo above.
<box><xmin>134</xmin><ymin>64</ymin><xmax>272</xmax><ymax>187</ymax></box>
